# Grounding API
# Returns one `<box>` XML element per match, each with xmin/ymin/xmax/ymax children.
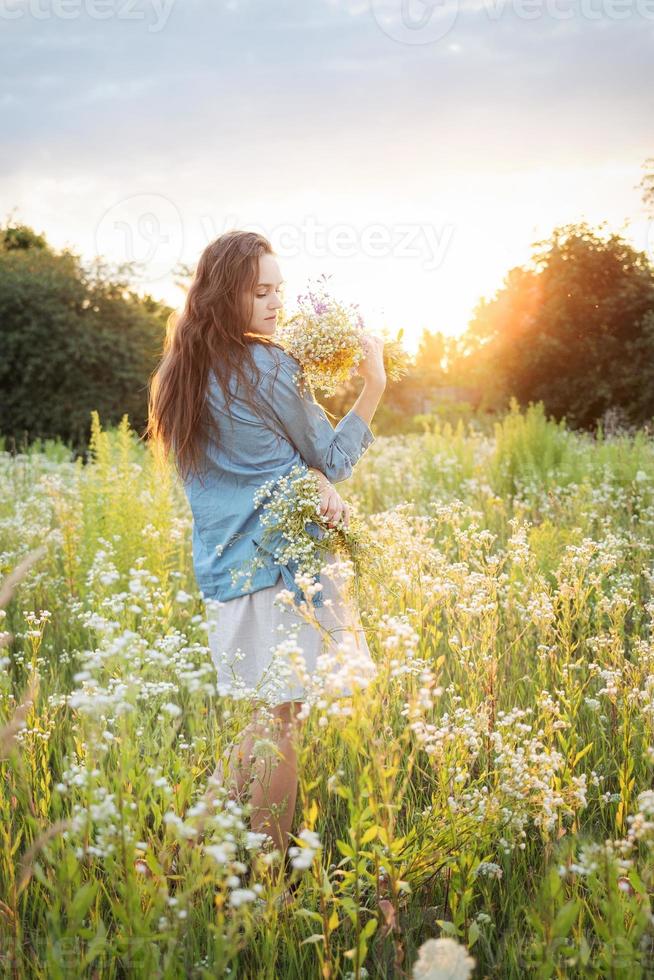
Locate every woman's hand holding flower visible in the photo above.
<box><xmin>308</xmin><ymin>467</ymin><xmax>350</xmax><ymax>528</ymax></box>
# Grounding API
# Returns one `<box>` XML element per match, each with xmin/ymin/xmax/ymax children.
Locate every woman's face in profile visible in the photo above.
<box><xmin>247</xmin><ymin>253</ymin><xmax>285</xmax><ymax>336</ymax></box>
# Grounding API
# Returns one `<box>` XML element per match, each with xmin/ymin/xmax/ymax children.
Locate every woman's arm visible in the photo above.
<box><xmin>261</xmin><ymin>352</ymin><xmax>378</xmax><ymax>483</ymax></box>
<box><xmin>306</xmin><ymin>375</ymin><xmax>386</xmax><ymax>527</ymax></box>
<box><xmin>349</xmin><ymin>377</ymin><xmax>387</xmax><ymax>428</ymax></box>
<box><xmin>351</xmin><ymin>334</ymin><xmax>387</xmax><ymax>424</ymax></box>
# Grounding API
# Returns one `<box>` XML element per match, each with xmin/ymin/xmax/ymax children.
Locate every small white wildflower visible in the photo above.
<box><xmin>229</xmin><ymin>888</ymin><xmax>257</xmax><ymax>908</ymax></box>
<box><xmin>412</xmin><ymin>937</ymin><xmax>475</xmax><ymax>980</ymax></box>
<box><xmin>160</xmin><ymin>702</ymin><xmax>182</xmax><ymax>718</ymax></box>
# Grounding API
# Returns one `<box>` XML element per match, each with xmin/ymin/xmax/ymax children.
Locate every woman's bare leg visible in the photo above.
<box><xmin>247</xmin><ymin>700</ymin><xmax>304</xmax><ymax>854</ymax></box>
<box><xmin>204</xmin><ymin>699</ymin><xmax>305</xmax><ymax>855</ymax></box>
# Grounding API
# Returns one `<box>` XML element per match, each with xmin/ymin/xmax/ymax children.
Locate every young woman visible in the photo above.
<box><xmin>147</xmin><ymin>230</ymin><xmax>386</xmax><ymax>900</ymax></box>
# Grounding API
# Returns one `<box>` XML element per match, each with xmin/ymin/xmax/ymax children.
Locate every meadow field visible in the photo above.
<box><xmin>2</xmin><ymin>402</ymin><xmax>654</xmax><ymax>979</ymax></box>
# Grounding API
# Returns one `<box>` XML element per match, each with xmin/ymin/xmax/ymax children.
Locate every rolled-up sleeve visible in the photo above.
<box><xmin>262</xmin><ymin>351</ymin><xmax>375</xmax><ymax>483</ymax></box>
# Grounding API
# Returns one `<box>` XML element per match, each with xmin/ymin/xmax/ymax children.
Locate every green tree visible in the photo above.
<box><xmin>2</xmin><ymin>220</ymin><xmax>48</xmax><ymax>251</ymax></box>
<box><xmin>463</xmin><ymin>222</ymin><xmax>654</xmax><ymax>428</ymax></box>
<box><xmin>0</xmin><ymin>220</ymin><xmax>170</xmax><ymax>452</ymax></box>
<box><xmin>638</xmin><ymin>156</ymin><xmax>654</xmax><ymax>217</ymax></box>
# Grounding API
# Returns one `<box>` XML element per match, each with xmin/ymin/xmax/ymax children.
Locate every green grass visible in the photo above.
<box><xmin>1</xmin><ymin>403</ymin><xmax>654</xmax><ymax>978</ymax></box>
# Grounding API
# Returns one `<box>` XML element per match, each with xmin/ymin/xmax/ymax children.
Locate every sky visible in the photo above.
<box><xmin>1</xmin><ymin>0</ymin><xmax>653</xmax><ymax>354</ymax></box>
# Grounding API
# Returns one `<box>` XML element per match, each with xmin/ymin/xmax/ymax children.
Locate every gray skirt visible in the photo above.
<box><xmin>205</xmin><ymin>558</ymin><xmax>377</xmax><ymax>707</ymax></box>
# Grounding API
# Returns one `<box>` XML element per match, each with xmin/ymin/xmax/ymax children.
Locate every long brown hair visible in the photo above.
<box><xmin>146</xmin><ymin>230</ymin><xmax>282</xmax><ymax>483</ymax></box>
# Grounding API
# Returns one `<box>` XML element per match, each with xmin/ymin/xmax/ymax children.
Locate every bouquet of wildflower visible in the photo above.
<box><xmin>238</xmin><ymin>464</ymin><xmax>384</xmax><ymax>603</ymax></box>
<box><xmin>275</xmin><ymin>274</ymin><xmax>410</xmax><ymax>398</ymax></box>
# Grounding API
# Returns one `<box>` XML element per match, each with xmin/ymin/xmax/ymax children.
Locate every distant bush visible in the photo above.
<box><xmin>0</xmin><ymin>220</ymin><xmax>171</xmax><ymax>454</ymax></box>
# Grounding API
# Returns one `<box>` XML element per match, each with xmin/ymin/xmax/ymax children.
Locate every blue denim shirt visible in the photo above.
<box><xmin>181</xmin><ymin>341</ymin><xmax>375</xmax><ymax>608</ymax></box>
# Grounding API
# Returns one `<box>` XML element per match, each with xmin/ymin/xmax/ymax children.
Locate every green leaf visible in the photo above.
<box><xmin>295</xmin><ymin>909</ymin><xmax>323</xmax><ymax>925</ymax></box>
<box><xmin>578</xmin><ymin>935</ymin><xmax>591</xmax><ymax>966</ymax></box>
<box><xmin>360</xmin><ymin>826</ymin><xmax>378</xmax><ymax>845</ymax></box>
<box><xmin>339</xmin><ymin>896</ymin><xmax>359</xmax><ymax>922</ymax></box>
<box><xmin>572</xmin><ymin>741</ymin><xmax>593</xmax><ymax>766</ymax></box>
<box><xmin>81</xmin><ymin>919</ymin><xmax>107</xmax><ymax>968</ymax></box>
<box><xmin>552</xmin><ymin>899</ymin><xmax>579</xmax><ymax>939</ymax></box>
<box><xmin>11</xmin><ymin>828</ymin><xmax>24</xmax><ymax>856</ymax></box>
<box><xmin>70</xmin><ymin>882</ymin><xmax>98</xmax><ymax>923</ymax></box>
<box><xmin>336</xmin><ymin>839</ymin><xmax>355</xmax><ymax>859</ymax></box>
<box><xmin>547</xmin><ymin>866</ymin><xmax>563</xmax><ymax>900</ymax></box>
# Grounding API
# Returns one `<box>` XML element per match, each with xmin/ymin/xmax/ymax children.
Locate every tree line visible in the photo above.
<box><xmin>1</xmin><ymin>158</ymin><xmax>653</xmax><ymax>452</ymax></box>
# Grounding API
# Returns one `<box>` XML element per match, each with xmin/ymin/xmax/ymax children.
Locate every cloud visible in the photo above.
<box><xmin>0</xmin><ymin>0</ymin><xmax>651</xmax><ymax>343</ymax></box>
